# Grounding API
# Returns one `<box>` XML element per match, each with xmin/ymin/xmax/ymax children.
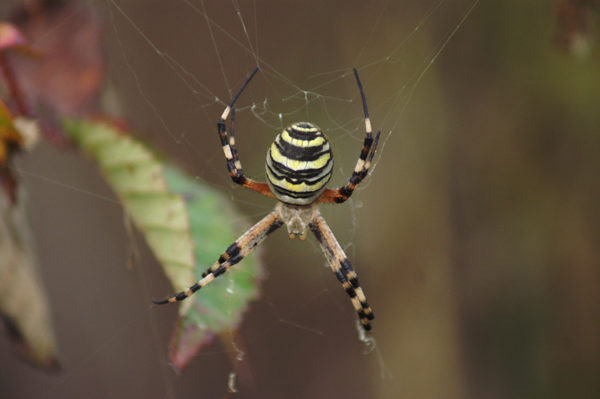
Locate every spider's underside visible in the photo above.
<box><xmin>153</xmin><ymin>67</ymin><xmax>380</xmax><ymax>332</ymax></box>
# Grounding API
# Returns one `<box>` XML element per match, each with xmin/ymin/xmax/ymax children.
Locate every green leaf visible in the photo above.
<box><xmin>0</xmin><ymin>102</ymin><xmax>58</xmax><ymax>370</ymax></box>
<box><xmin>64</xmin><ymin>119</ymin><xmax>195</xmax><ymax>292</ymax></box>
<box><xmin>164</xmin><ymin>166</ymin><xmax>262</xmax><ymax>370</ymax></box>
<box><xmin>0</xmin><ymin>187</ymin><xmax>59</xmax><ymax>370</ymax></box>
<box><xmin>63</xmin><ymin>119</ymin><xmax>263</xmax><ymax>371</ymax></box>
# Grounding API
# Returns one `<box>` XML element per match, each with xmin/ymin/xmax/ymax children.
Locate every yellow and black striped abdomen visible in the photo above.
<box><xmin>266</xmin><ymin>122</ymin><xmax>333</xmax><ymax>206</ymax></box>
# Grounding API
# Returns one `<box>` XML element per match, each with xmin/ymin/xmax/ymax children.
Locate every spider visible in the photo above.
<box><xmin>153</xmin><ymin>67</ymin><xmax>380</xmax><ymax>332</ymax></box>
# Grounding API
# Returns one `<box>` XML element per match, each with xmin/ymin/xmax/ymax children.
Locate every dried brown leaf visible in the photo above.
<box><xmin>6</xmin><ymin>0</ymin><xmax>105</xmax><ymax>117</ymax></box>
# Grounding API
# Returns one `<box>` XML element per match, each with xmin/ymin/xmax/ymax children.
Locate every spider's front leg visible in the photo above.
<box><xmin>153</xmin><ymin>211</ymin><xmax>283</xmax><ymax>304</ymax></box>
<box><xmin>216</xmin><ymin>67</ymin><xmax>276</xmax><ymax>200</ymax></box>
<box><xmin>309</xmin><ymin>214</ymin><xmax>375</xmax><ymax>332</ymax></box>
<box><xmin>318</xmin><ymin>68</ymin><xmax>381</xmax><ymax>204</ymax></box>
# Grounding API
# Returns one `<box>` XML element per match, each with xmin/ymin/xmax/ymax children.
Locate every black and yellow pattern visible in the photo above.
<box><xmin>266</xmin><ymin>122</ymin><xmax>333</xmax><ymax>206</ymax></box>
<box><xmin>155</xmin><ymin>67</ymin><xmax>380</xmax><ymax>333</ymax></box>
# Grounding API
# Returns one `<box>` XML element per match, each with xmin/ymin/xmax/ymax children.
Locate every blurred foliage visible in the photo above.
<box><xmin>0</xmin><ymin>17</ymin><xmax>58</xmax><ymax>371</ymax></box>
<box><xmin>0</xmin><ymin>130</ymin><xmax>59</xmax><ymax>370</ymax></box>
<box><xmin>0</xmin><ymin>0</ymin><xmax>264</xmax><ymax>374</ymax></box>
<box><xmin>64</xmin><ymin>119</ymin><xmax>263</xmax><ymax>371</ymax></box>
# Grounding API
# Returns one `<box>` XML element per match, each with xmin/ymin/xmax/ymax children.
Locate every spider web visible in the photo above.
<box><xmin>1</xmin><ymin>0</ymin><xmax>479</xmax><ymax>398</ymax></box>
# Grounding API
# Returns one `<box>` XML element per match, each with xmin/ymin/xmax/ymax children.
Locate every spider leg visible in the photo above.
<box><xmin>153</xmin><ymin>211</ymin><xmax>283</xmax><ymax>304</ymax></box>
<box><xmin>318</xmin><ymin>68</ymin><xmax>380</xmax><ymax>204</ymax></box>
<box><xmin>309</xmin><ymin>214</ymin><xmax>374</xmax><ymax>332</ymax></box>
<box><xmin>229</xmin><ymin>107</ymin><xmax>242</xmax><ymax>173</ymax></box>
<box><xmin>217</xmin><ymin>67</ymin><xmax>275</xmax><ymax>200</ymax></box>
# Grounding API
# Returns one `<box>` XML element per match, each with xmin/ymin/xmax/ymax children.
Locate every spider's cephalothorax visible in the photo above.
<box><xmin>154</xmin><ymin>67</ymin><xmax>380</xmax><ymax>332</ymax></box>
<box><xmin>266</xmin><ymin>122</ymin><xmax>333</xmax><ymax>206</ymax></box>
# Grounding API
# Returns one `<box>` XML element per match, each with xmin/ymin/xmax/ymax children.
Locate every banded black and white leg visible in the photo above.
<box><xmin>309</xmin><ymin>214</ymin><xmax>374</xmax><ymax>331</ymax></box>
<box><xmin>318</xmin><ymin>68</ymin><xmax>381</xmax><ymax>204</ymax></box>
<box><xmin>217</xmin><ymin>67</ymin><xmax>276</xmax><ymax>200</ymax></box>
<box><xmin>153</xmin><ymin>212</ymin><xmax>283</xmax><ymax>304</ymax></box>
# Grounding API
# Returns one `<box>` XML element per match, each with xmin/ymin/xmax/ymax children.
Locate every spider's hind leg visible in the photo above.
<box><xmin>309</xmin><ymin>215</ymin><xmax>374</xmax><ymax>332</ymax></box>
<box><xmin>153</xmin><ymin>211</ymin><xmax>283</xmax><ymax>304</ymax></box>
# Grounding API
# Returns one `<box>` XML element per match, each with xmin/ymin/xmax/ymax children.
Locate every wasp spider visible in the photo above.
<box><xmin>154</xmin><ymin>67</ymin><xmax>380</xmax><ymax>332</ymax></box>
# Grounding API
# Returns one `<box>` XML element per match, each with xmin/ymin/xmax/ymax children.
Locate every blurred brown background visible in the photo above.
<box><xmin>1</xmin><ymin>1</ymin><xmax>599</xmax><ymax>398</ymax></box>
